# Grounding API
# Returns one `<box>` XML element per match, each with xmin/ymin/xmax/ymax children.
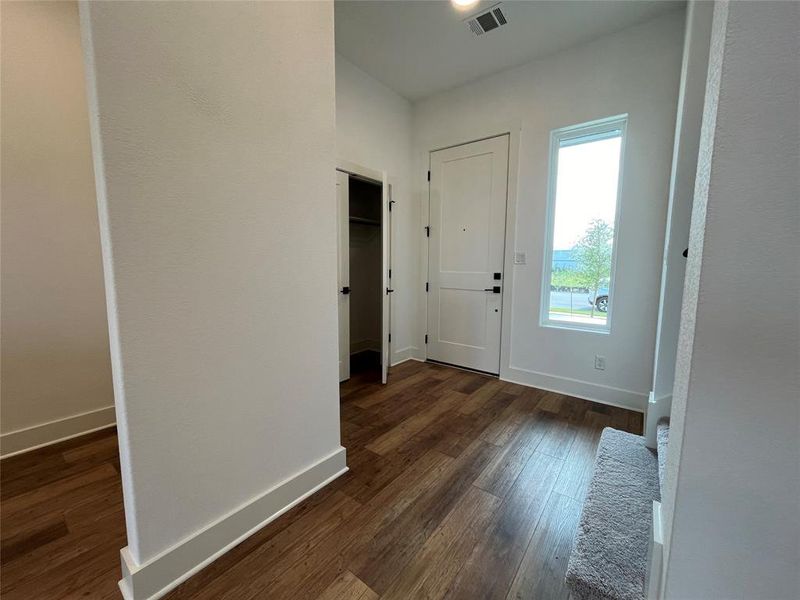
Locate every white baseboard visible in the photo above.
<box><xmin>118</xmin><ymin>446</ymin><xmax>347</xmax><ymax>600</ymax></box>
<box><xmin>501</xmin><ymin>365</ymin><xmax>647</xmax><ymax>413</ymax></box>
<box><xmin>644</xmin><ymin>392</ymin><xmax>672</xmax><ymax>449</ymax></box>
<box><xmin>0</xmin><ymin>405</ymin><xmax>116</xmax><ymax>459</ymax></box>
<box><xmin>646</xmin><ymin>500</ymin><xmax>664</xmax><ymax>600</ymax></box>
<box><xmin>350</xmin><ymin>339</ymin><xmax>381</xmax><ymax>354</ymax></box>
<box><xmin>391</xmin><ymin>346</ymin><xmax>418</xmax><ymax>366</ymax></box>
<box><xmin>391</xmin><ymin>355</ymin><xmax>425</xmax><ymax>368</ymax></box>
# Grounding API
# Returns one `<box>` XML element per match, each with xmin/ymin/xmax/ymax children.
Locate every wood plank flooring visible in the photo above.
<box><xmin>0</xmin><ymin>360</ymin><xmax>642</xmax><ymax>599</ymax></box>
<box><xmin>0</xmin><ymin>429</ymin><xmax>126</xmax><ymax>599</ymax></box>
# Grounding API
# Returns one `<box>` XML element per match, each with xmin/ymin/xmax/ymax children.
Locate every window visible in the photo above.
<box><xmin>541</xmin><ymin>116</ymin><xmax>626</xmax><ymax>332</ymax></box>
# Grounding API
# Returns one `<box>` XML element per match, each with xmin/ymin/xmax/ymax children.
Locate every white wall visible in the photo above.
<box><xmin>0</xmin><ymin>1</ymin><xmax>114</xmax><ymax>457</ymax></box>
<box><xmin>80</xmin><ymin>1</ymin><xmax>343</xmax><ymax>594</ymax></box>
<box><xmin>645</xmin><ymin>0</ymin><xmax>713</xmax><ymax>446</ymax></box>
<box><xmin>413</xmin><ymin>11</ymin><xmax>686</xmax><ymax>410</ymax></box>
<box><xmin>335</xmin><ymin>55</ymin><xmax>418</xmax><ymax>365</ymax></box>
<box><xmin>661</xmin><ymin>2</ymin><xmax>800</xmax><ymax>597</ymax></box>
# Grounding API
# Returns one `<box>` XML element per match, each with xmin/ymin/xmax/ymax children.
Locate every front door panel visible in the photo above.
<box><xmin>427</xmin><ymin>135</ymin><xmax>509</xmax><ymax>374</ymax></box>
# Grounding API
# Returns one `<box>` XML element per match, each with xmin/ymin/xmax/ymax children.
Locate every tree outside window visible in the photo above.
<box><xmin>575</xmin><ymin>219</ymin><xmax>613</xmax><ymax>319</ymax></box>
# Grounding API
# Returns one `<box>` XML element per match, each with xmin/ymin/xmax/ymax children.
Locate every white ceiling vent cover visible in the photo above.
<box><xmin>465</xmin><ymin>4</ymin><xmax>508</xmax><ymax>36</ymax></box>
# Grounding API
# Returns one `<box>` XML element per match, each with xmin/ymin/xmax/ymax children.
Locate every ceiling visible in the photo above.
<box><xmin>335</xmin><ymin>0</ymin><xmax>684</xmax><ymax>101</ymax></box>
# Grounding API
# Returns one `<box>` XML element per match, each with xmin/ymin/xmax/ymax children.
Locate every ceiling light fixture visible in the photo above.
<box><xmin>452</xmin><ymin>0</ymin><xmax>479</xmax><ymax>10</ymax></box>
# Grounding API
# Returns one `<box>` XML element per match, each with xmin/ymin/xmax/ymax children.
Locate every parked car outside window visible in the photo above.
<box><xmin>588</xmin><ymin>282</ymin><xmax>610</xmax><ymax>313</ymax></box>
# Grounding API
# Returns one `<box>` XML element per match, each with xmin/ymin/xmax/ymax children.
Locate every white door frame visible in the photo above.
<box><xmin>416</xmin><ymin>122</ymin><xmax>522</xmax><ymax>377</ymax></box>
<box><xmin>336</xmin><ymin>160</ymin><xmax>393</xmax><ymax>384</ymax></box>
<box><xmin>336</xmin><ymin>170</ymin><xmax>350</xmax><ymax>382</ymax></box>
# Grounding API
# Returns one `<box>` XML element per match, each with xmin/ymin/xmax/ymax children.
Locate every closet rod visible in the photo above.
<box><xmin>349</xmin><ymin>216</ymin><xmax>381</xmax><ymax>226</ymax></box>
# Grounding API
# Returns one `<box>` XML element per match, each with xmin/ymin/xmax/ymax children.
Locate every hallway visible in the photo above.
<box><xmin>0</xmin><ymin>360</ymin><xmax>641</xmax><ymax>599</ymax></box>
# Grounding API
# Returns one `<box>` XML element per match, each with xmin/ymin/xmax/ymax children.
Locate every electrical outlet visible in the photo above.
<box><xmin>514</xmin><ymin>252</ymin><xmax>527</xmax><ymax>265</ymax></box>
<box><xmin>594</xmin><ymin>355</ymin><xmax>606</xmax><ymax>371</ymax></box>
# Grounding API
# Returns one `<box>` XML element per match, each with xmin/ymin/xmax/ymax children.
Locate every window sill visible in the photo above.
<box><xmin>540</xmin><ymin>319</ymin><xmax>611</xmax><ymax>335</ymax></box>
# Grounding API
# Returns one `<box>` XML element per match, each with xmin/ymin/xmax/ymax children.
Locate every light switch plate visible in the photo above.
<box><xmin>514</xmin><ymin>252</ymin><xmax>526</xmax><ymax>265</ymax></box>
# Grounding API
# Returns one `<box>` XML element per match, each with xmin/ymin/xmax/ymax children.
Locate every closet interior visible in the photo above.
<box><xmin>347</xmin><ymin>176</ymin><xmax>382</xmax><ymax>378</ymax></box>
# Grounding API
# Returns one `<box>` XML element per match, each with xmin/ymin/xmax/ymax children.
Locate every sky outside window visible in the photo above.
<box><xmin>553</xmin><ymin>136</ymin><xmax>621</xmax><ymax>251</ymax></box>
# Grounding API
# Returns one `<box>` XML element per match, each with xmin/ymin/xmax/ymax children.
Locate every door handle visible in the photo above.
<box><xmin>484</xmin><ymin>286</ymin><xmax>501</xmax><ymax>293</ymax></box>
<box><xmin>386</xmin><ymin>288</ymin><xmax>394</xmax><ymax>294</ymax></box>
<box><xmin>341</xmin><ymin>286</ymin><xmax>350</xmax><ymax>295</ymax></box>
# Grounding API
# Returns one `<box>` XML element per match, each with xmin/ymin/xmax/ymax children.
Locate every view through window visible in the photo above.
<box><xmin>542</xmin><ymin>117</ymin><xmax>625</xmax><ymax>330</ymax></box>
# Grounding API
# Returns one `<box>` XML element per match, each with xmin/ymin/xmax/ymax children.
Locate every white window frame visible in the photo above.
<box><xmin>539</xmin><ymin>114</ymin><xmax>627</xmax><ymax>334</ymax></box>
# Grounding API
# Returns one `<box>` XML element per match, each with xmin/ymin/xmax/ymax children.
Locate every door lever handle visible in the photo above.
<box><xmin>484</xmin><ymin>286</ymin><xmax>501</xmax><ymax>293</ymax></box>
<box><xmin>386</xmin><ymin>288</ymin><xmax>394</xmax><ymax>294</ymax></box>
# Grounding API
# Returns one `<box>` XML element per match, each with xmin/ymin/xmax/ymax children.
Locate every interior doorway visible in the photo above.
<box><xmin>426</xmin><ymin>134</ymin><xmax>509</xmax><ymax>375</ymax></box>
<box><xmin>336</xmin><ymin>167</ymin><xmax>392</xmax><ymax>384</ymax></box>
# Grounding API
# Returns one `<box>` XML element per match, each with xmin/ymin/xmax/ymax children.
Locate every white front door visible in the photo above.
<box><xmin>427</xmin><ymin>135</ymin><xmax>509</xmax><ymax>374</ymax></box>
<box><xmin>336</xmin><ymin>170</ymin><xmax>350</xmax><ymax>382</ymax></box>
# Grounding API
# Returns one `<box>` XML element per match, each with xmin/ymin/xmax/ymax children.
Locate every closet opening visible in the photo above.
<box><xmin>336</xmin><ymin>167</ymin><xmax>392</xmax><ymax>385</ymax></box>
<box><xmin>348</xmin><ymin>176</ymin><xmax>382</xmax><ymax>379</ymax></box>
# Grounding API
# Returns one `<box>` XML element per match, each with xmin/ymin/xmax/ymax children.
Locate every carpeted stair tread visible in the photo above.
<box><xmin>566</xmin><ymin>427</ymin><xmax>660</xmax><ymax>600</ymax></box>
<box><xmin>656</xmin><ymin>418</ymin><xmax>670</xmax><ymax>494</ymax></box>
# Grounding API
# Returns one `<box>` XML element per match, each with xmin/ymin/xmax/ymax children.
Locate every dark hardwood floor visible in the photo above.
<box><xmin>0</xmin><ymin>428</ymin><xmax>125</xmax><ymax>599</ymax></box>
<box><xmin>0</xmin><ymin>360</ymin><xmax>642</xmax><ymax>599</ymax></box>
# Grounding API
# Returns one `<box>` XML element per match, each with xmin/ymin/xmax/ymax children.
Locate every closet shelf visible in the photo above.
<box><xmin>349</xmin><ymin>216</ymin><xmax>381</xmax><ymax>227</ymax></box>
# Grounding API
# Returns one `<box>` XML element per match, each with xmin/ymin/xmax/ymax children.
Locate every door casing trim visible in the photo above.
<box><xmin>418</xmin><ymin>122</ymin><xmax>523</xmax><ymax>380</ymax></box>
<box><xmin>336</xmin><ymin>160</ymin><xmax>393</xmax><ymax>384</ymax></box>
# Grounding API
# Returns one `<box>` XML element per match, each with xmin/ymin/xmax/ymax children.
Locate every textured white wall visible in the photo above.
<box><xmin>81</xmin><ymin>1</ymin><xmax>341</xmax><ymax>564</ymax></box>
<box><xmin>650</xmin><ymin>1</ymin><xmax>713</xmax><ymax>404</ymax></box>
<box><xmin>413</xmin><ymin>11</ymin><xmax>685</xmax><ymax>409</ymax></box>
<box><xmin>0</xmin><ymin>1</ymin><xmax>113</xmax><ymax>444</ymax></box>
<box><xmin>645</xmin><ymin>1</ymin><xmax>713</xmax><ymax>446</ymax></box>
<box><xmin>662</xmin><ymin>2</ymin><xmax>800</xmax><ymax>597</ymax></box>
<box><xmin>335</xmin><ymin>55</ymin><xmax>418</xmax><ymax>364</ymax></box>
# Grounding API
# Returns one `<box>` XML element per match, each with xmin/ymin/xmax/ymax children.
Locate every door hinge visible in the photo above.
<box><xmin>388</xmin><ymin>333</ymin><xmax>391</xmax><ymax>343</ymax></box>
<box><xmin>425</xmin><ymin>282</ymin><xmax>429</xmax><ymax>292</ymax></box>
<box><xmin>389</xmin><ymin>268</ymin><xmax>392</xmax><ymax>279</ymax></box>
<box><xmin>427</xmin><ymin>170</ymin><xmax>431</xmax><ymax>182</ymax></box>
<box><xmin>425</xmin><ymin>225</ymin><xmax>430</xmax><ymax>237</ymax></box>
<box><xmin>424</xmin><ymin>334</ymin><xmax>428</xmax><ymax>344</ymax></box>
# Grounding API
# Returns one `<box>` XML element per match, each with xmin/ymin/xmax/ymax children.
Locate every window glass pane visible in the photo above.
<box><xmin>545</xmin><ymin>127</ymin><xmax>622</xmax><ymax>329</ymax></box>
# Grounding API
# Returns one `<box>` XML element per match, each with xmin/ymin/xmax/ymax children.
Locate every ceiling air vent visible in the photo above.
<box><xmin>465</xmin><ymin>4</ymin><xmax>508</xmax><ymax>36</ymax></box>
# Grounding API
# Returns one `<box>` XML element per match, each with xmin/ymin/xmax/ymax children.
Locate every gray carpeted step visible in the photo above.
<box><xmin>656</xmin><ymin>417</ymin><xmax>670</xmax><ymax>495</ymax></box>
<box><xmin>566</xmin><ymin>428</ymin><xmax>660</xmax><ymax>600</ymax></box>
